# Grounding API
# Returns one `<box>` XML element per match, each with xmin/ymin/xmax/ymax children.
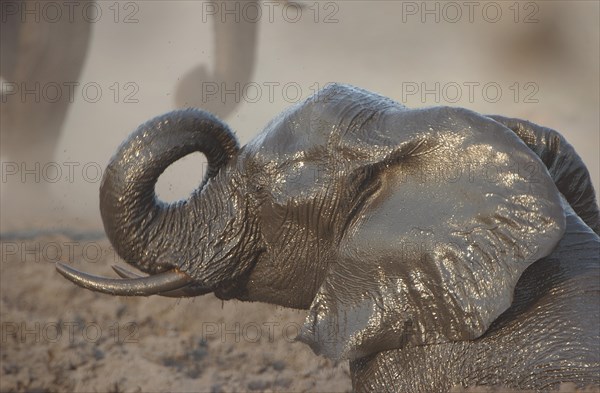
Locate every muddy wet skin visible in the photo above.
<box><xmin>2</xmin><ymin>2</ymin><xmax>599</xmax><ymax>392</ymax></box>
<box><xmin>54</xmin><ymin>85</ymin><xmax>599</xmax><ymax>392</ymax></box>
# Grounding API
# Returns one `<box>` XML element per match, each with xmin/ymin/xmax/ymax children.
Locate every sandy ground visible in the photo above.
<box><xmin>1</xmin><ymin>234</ymin><xmax>351</xmax><ymax>392</ymax></box>
<box><xmin>1</xmin><ymin>1</ymin><xmax>599</xmax><ymax>392</ymax></box>
<box><xmin>1</xmin><ymin>237</ymin><xmax>597</xmax><ymax>392</ymax></box>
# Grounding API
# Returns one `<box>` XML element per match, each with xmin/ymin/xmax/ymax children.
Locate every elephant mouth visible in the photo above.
<box><xmin>55</xmin><ymin>262</ymin><xmax>212</xmax><ymax>297</ymax></box>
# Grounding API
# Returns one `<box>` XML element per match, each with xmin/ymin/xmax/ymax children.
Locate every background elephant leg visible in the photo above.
<box><xmin>1</xmin><ymin>1</ymin><xmax>93</xmax><ymax>231</ymax></box>
<box><xmin>0</xmin><ymin>0</ymin><xmax>93</xmax><ymax>164</ymax></box>
<box><xmin>0</xmin><ymin>5</ymin><xmax>20</xmax><ymax>78</ymax></box>
<box><xmin>174</xmin><ymin>0</ymin><xmax>259</xmax><ymax>118</ymax></box>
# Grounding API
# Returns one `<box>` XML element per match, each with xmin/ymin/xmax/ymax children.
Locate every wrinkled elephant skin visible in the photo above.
<box><xmin>57</xmin><ymin>84</ymin><xmax>600</xmax><ymax>392</ymax></box>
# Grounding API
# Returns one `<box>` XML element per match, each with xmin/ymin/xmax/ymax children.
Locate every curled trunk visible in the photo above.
<box><xmin>99</xmin><ymin>109</ymin><xmax>239</xmax><ymax>277</ymax></box>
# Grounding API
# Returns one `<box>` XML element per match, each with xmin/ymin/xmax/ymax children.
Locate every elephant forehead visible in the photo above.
<box><xmin>241</xmin><ymin>86</ymin><xmax>505</xmax><ymax>172</ymax></box>
<box><xmin>241</xmin><ymin>83</ymin><xmax>402</xmax><ymax>160</ymax></box>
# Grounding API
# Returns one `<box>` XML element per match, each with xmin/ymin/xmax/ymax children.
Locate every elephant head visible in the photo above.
<box><xmin>57</xmin><ymin>84</ymin><xmax>599</xmax><ymax>363</ymax></box>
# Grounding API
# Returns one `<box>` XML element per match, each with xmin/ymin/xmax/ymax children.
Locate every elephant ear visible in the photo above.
<box><xmin>298</xmin><ymin>108</ymin><xmax>566</xmax><ymax>361</ymax></box>
<box><xmin>487</xmin><ymin>115</ymin><xmax>600</xmax><ymax>234</ymax></box>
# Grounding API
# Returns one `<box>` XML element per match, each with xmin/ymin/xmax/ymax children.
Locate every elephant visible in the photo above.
<box><xmin>56</xmin><ymin>84</ymin><xmax>600</xmax><ymax>392</ymax></box>
<box><xmin>0</xmin><ymin>0</ymin><xmax>259</xmax><ymax>163</ymax></box>
<box><xmin>174</xmin><ymin>0</ymin><xmax>259</xmax><ymax>118</ymax></box>
<box><xmin>0</xmin><ymin>0</ymin><xmax>93</xmax><ymax>164</ymax></box>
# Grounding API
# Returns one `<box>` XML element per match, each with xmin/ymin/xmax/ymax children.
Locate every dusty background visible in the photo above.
<box><xmin>1</xmin><ymin>1</ymin><xmax>599</xmax><ymax>392</ymax></box>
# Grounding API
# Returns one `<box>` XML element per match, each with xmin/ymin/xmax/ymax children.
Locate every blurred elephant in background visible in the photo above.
<box><xmin>0</xmin><ymin>0</ymin><xmax>93</xmax><ymax>164</ymax></box>
<box><xmin>56</xmin><ymin>84</ymin><xmax>599</xmax><ymax>392</ymax></box>
<box><xmin>174</xmin><ymin>0</ymin><xmax>259</xmax><ymax>118</ymax></box>
<box><xmin>0</xmin><ymin>0</ymin><xmax>259</xmax><ymax>163</ymax></box>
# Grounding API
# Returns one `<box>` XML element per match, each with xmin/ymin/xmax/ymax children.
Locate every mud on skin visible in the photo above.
<box><xmin>57</xmin><ymin>84</ymin><xmax>600</xmax><ymax>392</ymax></box>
